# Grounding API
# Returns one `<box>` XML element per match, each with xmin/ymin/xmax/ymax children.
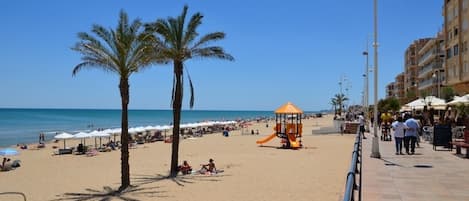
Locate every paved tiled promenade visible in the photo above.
<box><xmin>362</xmin><ymin>133</ymin><xmax>469</xmax><ymax>201</ymax></box>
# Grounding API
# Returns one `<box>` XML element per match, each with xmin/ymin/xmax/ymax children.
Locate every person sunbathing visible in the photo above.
<box><xmin>1</xmin><ymin>158</ymin><xmax>13</xmax><ymax>171</ymax></box>
<box><xmin>178</xmin><ymin>160</ymin><xmax>192</xmax><ymax>175</ymax></box>
<box><xmin>200</xmin><ymin>158</ymin><xmax>216</xmax><ymax>174</ymax></box>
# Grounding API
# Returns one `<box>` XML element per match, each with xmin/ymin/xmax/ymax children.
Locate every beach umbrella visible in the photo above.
<box><xmin>0</xmin><ymin>148</ymin><xmax>19</xmax><ymax>156</ymax></box>
<box><xmin>90</xmin><ymin>131</ymin><xmax>111</xmax><ymax>148</ymax></box>
<box><xmin>424</xmin><ymin>96</ymin><xmax>446</xmax><ymax>109</ymax></box>
<box><xmin>448</xmin><ymin>95</ymin><xmax>469</xmax><ymax>105</ymax></box>
<box><xmin>74</xmin><ymin>132</ymin><xmax>92</xmax><ymax>147</ymax></box>
<box><xmin>54</xmin><ymin>132</ymin><xmax>74</xmax><ymax>149</ymax></box>
<box><xmin>406</xmin><ymin>98</ymin><xmax>426</xmax><ymax>110</ymax></box>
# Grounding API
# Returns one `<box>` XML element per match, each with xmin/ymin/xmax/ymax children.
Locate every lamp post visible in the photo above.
<box><xmin>432</xmin><ymin>70</ymin><xmax>442</xmax><ymax>98</ymax></box>
<box><xmin>371</xmin><ymin>0</ymin><xmax>381</xmax><ymax>158</ymax></box>
<box><xmin>363</xmin><ymin>48</ymin><xmax>369</xmax><ymax>118</ymax></box>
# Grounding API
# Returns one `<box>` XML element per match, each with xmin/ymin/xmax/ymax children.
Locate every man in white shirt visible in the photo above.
<box><xmin>391</xmin><ymin>116</ymin><xmax>407</xmax><ymax>155</ymax></box>
<box><xmin>358</xmin><ymin>112</ymin><xmax>367</xmax><ymax>139</ymax></box>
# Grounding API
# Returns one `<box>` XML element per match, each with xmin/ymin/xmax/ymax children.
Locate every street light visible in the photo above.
<box><xmin>432</xmin><ymin>70</ymin><xmax>442</xmax><ymax>98</ymax></box>
<box><xmin>371</xmin><ymin>0</ymin><xmax>381</xmax><ymax>158</ymax></box>
<box><xmin>363</xmin><ymin>49</ymin><xmax>369</xmax><ymax>119</ymax></box>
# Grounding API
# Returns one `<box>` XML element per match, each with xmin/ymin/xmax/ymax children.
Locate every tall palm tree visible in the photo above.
<box><xmin>146</xmin><ymin>5</ymin><xmax>234</xmax><ymax>177</ymax></box>
<box><xmin>72</xmin><ymin>10</ymin><xmax>156</xmax><ymax>191</ymax></box>
<box><xmin>334</xmin><ymin>93</ymin><xmax>348</xmax><ymax>116</ymax></box>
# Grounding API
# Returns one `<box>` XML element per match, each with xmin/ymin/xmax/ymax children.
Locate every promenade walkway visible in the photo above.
<box><xmin>361</xmin><ymin>133</ymin><xmax>469</xmax><ymax>201</ymax></box>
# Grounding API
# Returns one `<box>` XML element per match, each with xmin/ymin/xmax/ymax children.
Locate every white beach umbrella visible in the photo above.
<box><xmin>89</xmin><ymin>131</ymin><xmax>110</xmax><ymax>148</ymax></box>
<box><xmin>74</xmin><ymin>132</ymin><xmax>92</xmax><ymax>147</ymax></box>
<box><xmin>448</xmin><ymin>95</ymin><xmax>469</xmax><ymax>105</ymax></box>
<box><xmin>405</xmin><ymin>98</ymin><xmax>426</xmax><ymax>110</ymax></box>
<box><xmin>54</xmin><ymin>132</ymin><xmax>74</xmax><ymax>149</ymax></box>
<box><xmin>74</xmin><ymin>132</ymin><xmax>92</xmax><ymax>138</ymax></box>
<box><xmin>424</xmin><ymin>96</ymin><xmax>446</xmax><ymax>109</ymax></box>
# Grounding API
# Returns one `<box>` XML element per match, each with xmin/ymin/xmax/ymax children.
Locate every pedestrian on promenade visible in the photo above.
<box><xmin>404</xmin><ymin>114</ymin><xmax>420</xmax><ymax>155</ymax></box>
<box><xmin>391</xmin><ymin>116</ymin><xmax>406</xmax><ymax>155</ymax></box>
<box><xmin>358</xmin><ymin>112</ymin><xmax>367</xmax><ymax>139</ymax></box>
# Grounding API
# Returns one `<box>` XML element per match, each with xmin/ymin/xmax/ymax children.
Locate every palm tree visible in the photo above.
<box><xmin>330</xmin><ymin>98</ymin><xmax>338</xmax><ymax>115</ymax></box>
<box><xmin>334</xmin><ymin>93</ymin><xmax>348</xmax><ymax>116</ymax></box>
<box><xmin>72</xmin><ymin>10</ymin><xmax>156</xmax><ymax>191</ymax></box>
<box><xmin>146</xmin><ymin>5</ymin><xmax>234</xmax><ymax>177</ymax></box>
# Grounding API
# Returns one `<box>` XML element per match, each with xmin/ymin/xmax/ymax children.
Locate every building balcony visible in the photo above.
<box><xmin>418</xmin><ymin>79</ymin><xmax>435</xmax><ymax>90</ymax></box>
<box><xmin>418</xmin><ymin>63</ymin><xmax>443</xmax><ymax>79</ymax></box>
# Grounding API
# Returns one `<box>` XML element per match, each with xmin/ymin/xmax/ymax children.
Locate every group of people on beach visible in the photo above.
<box><xmin>177</xmin><ymin>158</ymin><xmax>217</xmax><ymax>175</ymax></box>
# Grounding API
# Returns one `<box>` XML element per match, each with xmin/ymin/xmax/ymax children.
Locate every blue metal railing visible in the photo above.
<box><xmin>343</xmin><ymin>128</ymin><xmax>362</xmax><ymax>201</ymax></box>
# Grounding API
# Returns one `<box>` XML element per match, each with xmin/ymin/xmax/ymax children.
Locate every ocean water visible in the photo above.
<box><xmin>0</xmin><ymin>108</ymin><xmax>273</xmax><ymax>147</ymax></box>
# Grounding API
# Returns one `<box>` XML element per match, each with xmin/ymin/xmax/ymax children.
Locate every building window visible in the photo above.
<box><xmin>454</xmin><ymin>27</ymin><xmax>458</xmax><ymax>36</ymax></box>
<box><xmin>454</xmin><ymin>45</ymin><xmax>459</xmax><ymax>56</ymax></box>
<box><xmin>447</xmin><ymin>48</ymin><xmax>453</xmax><ymax>58</ymax></box>
<box><xmin>464</xmin><ymin>0</ymin><xmax>468</xmax><ymax>9</ymax></box>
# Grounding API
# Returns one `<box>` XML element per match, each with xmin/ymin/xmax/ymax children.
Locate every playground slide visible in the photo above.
<box><xmin>256</xmin><ymin>133</ymin><xmax>277</xmax><ymax>144</ymax></box>
<box><xmin>287</xmin><ymin>133</ymin><xmax>300</xmax><ymax>148</ymax></box>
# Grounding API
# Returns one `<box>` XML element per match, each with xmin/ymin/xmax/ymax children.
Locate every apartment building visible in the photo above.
<box><xmin>417</xmin><ymin>34</ymin><xmax>445</xmax><ymax>97</ymax></box>
<box><xmin>404</xmin><ymin>38</ymin><xmax>432</xmax><ymax>100</ymax></box>
<box><xmin>443</xmin><ymin>0</ymin><xmax>469</xmax><ymax>94</ymax></box>
<box><xmin>386</xmin><ymin>82</ymin><xmax>395</xmax><ymax>98</ymax></box>
<box><xmin>395</xmin><ymin>73</ymin><xmax>406</xmax><ymax>104</ymax></box>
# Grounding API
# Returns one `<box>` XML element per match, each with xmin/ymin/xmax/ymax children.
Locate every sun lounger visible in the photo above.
<box><xmin>86</xmin><ymin>149</ymin><xmax>98</xmax><ymax>157</ymax></box>
<box><xmin>57</xmin><ymin>148</ymin><xmax>73</xmax><ymax>155</ymax></box>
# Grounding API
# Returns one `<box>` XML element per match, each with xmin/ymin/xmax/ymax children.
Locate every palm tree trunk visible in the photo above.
<box><xmin>170</xmin><ymin>61</ymin><xmax>183</xmax><ymax>177</ymax></box>
<box><xmin>119</xmin><ymin>78</ymin><xmax>130</xmax><ymax>191</ymax></box>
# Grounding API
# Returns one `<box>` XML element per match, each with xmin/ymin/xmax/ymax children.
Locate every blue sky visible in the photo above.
<box><xmin>0</xmin><ymin>0</ymin><xmax>443</xmax><ymax>111</ymax></box>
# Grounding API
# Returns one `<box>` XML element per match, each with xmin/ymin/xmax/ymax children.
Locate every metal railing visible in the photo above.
<box><xmin>343</xmin><ymin>128</ymin><xmax>362</xmax><ymax>201</ymax></box>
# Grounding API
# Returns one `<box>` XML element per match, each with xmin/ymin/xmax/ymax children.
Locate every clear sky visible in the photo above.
<box><xmin>0</xmin><ymin>0</ymin><xmax>443</xmax><ymax>111</ymax></box>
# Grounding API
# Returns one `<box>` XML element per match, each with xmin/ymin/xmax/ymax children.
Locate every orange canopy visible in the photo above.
<box><xmin>274</xmin><ymin>102</ymin><xmax>304</xmax><ymax>114</ymax></box>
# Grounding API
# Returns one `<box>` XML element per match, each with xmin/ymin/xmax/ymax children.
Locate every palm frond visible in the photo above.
<box><xmin>185</xmin><ymin>67</ymin><xmax>195</xmax><ymax>109</ymax></box>
<box><xmin>191</xmin><ymin>46</ymin><xmax>234</xmax><ymax>61</ymax></box>
<box><xmin>182</xmin><ymin>11</ymin><xmax>202</xmax><ymax>46</ymax></box>
<box><xmin>191</xmin><ymin>32</ymin><xmax>225</xmax><ymax>50</ymax></box>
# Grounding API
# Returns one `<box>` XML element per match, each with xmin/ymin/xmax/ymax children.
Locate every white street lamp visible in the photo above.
<box><xmin>371</xmin><ymin>0</ymin><xmax>381</xmax><ymax>158</ymax></box>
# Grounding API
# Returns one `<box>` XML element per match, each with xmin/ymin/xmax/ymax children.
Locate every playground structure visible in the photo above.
<box><xmin>256</xmin><ymin>102</ymin><xmax>303</xmax><ymax>149</ymax></box>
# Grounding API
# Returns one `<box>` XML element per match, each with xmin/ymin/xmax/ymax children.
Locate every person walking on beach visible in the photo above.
<box><xmin>358</xmin><ymin>112</ymin><xmax>367</xmax><ymax>139</ymax></box>
<box><xmin>404</xmin><ymin>114</ymin><xmax>419</xmax><ymax>155</ymax></box>
<box><xmin>391</xmin><ymin>116</ymin><xmax>406</xmax><ymax>155</ymax></box>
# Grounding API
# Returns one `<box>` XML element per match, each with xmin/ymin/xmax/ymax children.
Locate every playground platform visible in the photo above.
<box><xmin>361</xmin><ymin>133</ymin><xmax>469</xmax><ymax>201</ymax></box>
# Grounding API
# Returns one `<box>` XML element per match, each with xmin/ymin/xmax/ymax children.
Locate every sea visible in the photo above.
<box><xmin>0</xmin><ymin>108</ymin><xmax>274</xmax><ymax>148</ymax></box>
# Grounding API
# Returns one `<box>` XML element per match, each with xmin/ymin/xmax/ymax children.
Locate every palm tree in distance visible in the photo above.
<box><xmin>146</xmin><ymin>5</ymin><xmax>234</xmax><ymax>177</ymax></box>
<box><xmin>72</xmin><ymin>10</ymin><xmax>156</xmax><ymax>191</ymax></box>
<box><xmin>334</xmin><ymin>93</ymin><xmax>348</xmax><ymax>116</ymax></box>
<box><xmin>330</xmin><ymin>98</ymin><xmax>338</xmax><ymax>116</ymax></box>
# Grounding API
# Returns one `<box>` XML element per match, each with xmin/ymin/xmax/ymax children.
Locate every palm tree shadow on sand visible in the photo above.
<box><xmin>52</xmin><ymin>185</ymin><xmax>166</xmax><ymax>201</ymax></box>
<box><xmin>53</xmin><ymin>173</ymin><xmax>230</xmax><ymax>201</ymax></box>
<box><xmin>132</xmin><ymin>173</ymin><xmax>230</xmax><ymax>187</ymax></box>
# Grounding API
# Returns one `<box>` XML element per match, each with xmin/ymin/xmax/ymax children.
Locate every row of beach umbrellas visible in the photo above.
<box><xmin>53</xmin><ymin>120</ymin><xmax>238</xmax><ymax>149</ymax></box>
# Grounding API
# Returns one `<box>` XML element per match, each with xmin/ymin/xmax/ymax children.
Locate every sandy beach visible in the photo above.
<box><xmin>0</xmin><ymin>114</ymin><xmax>355</xmax><ymax>201</ymax></box>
